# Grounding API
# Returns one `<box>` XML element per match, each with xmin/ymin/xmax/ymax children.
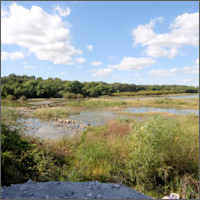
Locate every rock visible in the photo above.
<box><xmin>96</xmin><ymin>194</ymin><xmax>102</xmax><ymax>199</ymax></box>
<box><xmin>112</xmin><ymin>183</ymin><xmax>121</xmax><ymax>188</ymax></box>
<box><xmin>27</xmin><ymin>179</ymin><xmax>33</xmax><ymax>184</ymax></box>
<box><xmin>87</xmin><ymin>192</ymin><xmax>93</xmax><ymax>197</ymax></box>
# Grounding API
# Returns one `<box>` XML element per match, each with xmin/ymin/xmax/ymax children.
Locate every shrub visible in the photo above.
<box><xmin>1</xmin><ymin>123</ymin><xmax>35</xmax><ymax>185</ymax></box>
<box><xmin>64</xmin><ymin>93</ymin><xmax>77</xmax><ymax>98</ymax></box>
<box><xmin>77</xmin><ymin>93</ymin><xmax>84</xmax><ymax>98</ymax></box>
<box><xmin>19</xmin><ymin>95</ymin><xmax>27</xmax><ymax>100</ymax></box>
<box><xmin>6</xmin><ymin>94</ymin><xmax>17</xmax><ymax>100</ymax></box>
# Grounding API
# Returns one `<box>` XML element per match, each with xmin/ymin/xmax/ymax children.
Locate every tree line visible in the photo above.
<box><xmin>1</xmin><ymin>74</ymin><xmax>199</xmax><ymax>99</ymax></box>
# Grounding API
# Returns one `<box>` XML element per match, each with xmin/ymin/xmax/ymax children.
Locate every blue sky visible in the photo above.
<box><xmin>1</xmin><ymin>1</ymin><xmax>199</xmax><ymax>86</ymax></box>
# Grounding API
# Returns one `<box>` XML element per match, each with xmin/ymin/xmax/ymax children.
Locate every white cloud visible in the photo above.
<box><xmin>149</xmin><ymin>68</ymin><xmax>179</xmax><ymax>77</ymax></box>
<box><xmin>2</xmin><ymin>3</ymin><xmax>82</xmax><ymax>65</ymax></box>
<box><xmin>91</xmin><ymin>61</ymin><xmax>102</xmax><ymax>66</ymax></box>
<box><xmin>54</xmin><ymin>5</ymin><xmax>70</xmax><ymax>17</ymax></box>
<box><xmin>1</xmin><ymin>51</ymin><xmax>24</xmax><ymax>60</ymax></box>
<box><xmin>108</xmin><ymin>57</ymin><xmax>155</xmax><ymax>71</ymax></box>
<box><xmin>75</xmin><ymin>57</ymin><xmax>86</xmax><ymax>64</ymax></box>
<box><xmin>60</xmin><ymin>72</ymin><xmax>68</xmax><ymax>75</ymax></box>
<box><xmin>92</xmin><ymin>68</ymin><xmax>113</xmax><ymax>77</ymax></box>
<box><xmin>134</xmin><ymin>73</ymin><xmax>140</xmax><ymax>77</ymax></box>
<box><xmin>143</xmin><ymin>46</ymin><xmax>179</xmax><ymax>59</ymax></box>
<box><xmin>24</xmin><ymin>65</ymin><xmax>36</xmax><ymax>69</ymax></box>
<box><xmin>182</xmin><ymin>59</ymin><xmax>199</xmax><ymax>74</ymax></box>
<box><xmin>87</xmin><ymin>45</ymin><xmax>93</xmax><ymax>51</ymax></box>
<box><xmin>132</xmin><ymin>13</ymin><xmax>199</xmax><ymax>58</ymax></box>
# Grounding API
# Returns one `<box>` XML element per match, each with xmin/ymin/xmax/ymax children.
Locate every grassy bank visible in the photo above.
<box><xmin>2</xmin><ymin>114</ymin><xmax>199</xmax><ymax>199</ymax></box>
<box><xmin>34</xmin><ymin>107</ymin><xmax>80</xmax><ymax>119</ymax></box>
<box><xmin>66</xmin><ymin>97</ymin><xmax>199</xmax><ymax>110</ymax></box>
<box><xmin>112</xmin><ymin>91</ymin><xmax>199</xmax><ymax>97</ymax></box>
<box><xmin>125</xmin><ymin>98</ymin><xmax>199</xmax><ymax>110</ymax></box>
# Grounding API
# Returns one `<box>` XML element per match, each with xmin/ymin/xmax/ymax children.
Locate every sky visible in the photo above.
<box><xmin>1</xmin><ymin>1</ymin><xmax>199</xmax><ymax>86</ymax></box>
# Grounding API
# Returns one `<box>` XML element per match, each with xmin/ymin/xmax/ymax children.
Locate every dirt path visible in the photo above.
<box><xmin>1</xmin><ymin>180</ymin><xmax>153</xmax><ymax>199</ymax></box>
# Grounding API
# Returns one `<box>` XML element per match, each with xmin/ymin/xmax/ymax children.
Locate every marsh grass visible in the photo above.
<box><xmin>67</xmin><ymin>99</ymin><xmax>127</xmax><ymax>108</ymax></box>
<box><xmin>34</xmin><ymin>107</ymin><xmax>80</xmax><ymax>119</ymax></box>
<box><xmin>124</xmin><ymin>98</ymin><xmax>199</xmax><ymax>110</ymax></box>
<box><xmin>67</xmin><ymin>115</ymin><xmax>199</xmax><ymax>198</ymax></box>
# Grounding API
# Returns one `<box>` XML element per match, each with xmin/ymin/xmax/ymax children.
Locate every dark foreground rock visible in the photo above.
<box><xmin>1</xmin><ymin>180</ymin><xmax>153</xmax><ymax>199</ymax></box>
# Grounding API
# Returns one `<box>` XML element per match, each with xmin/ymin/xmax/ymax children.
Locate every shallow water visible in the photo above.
<box><xmin>68</xmin><ymin>110</ymin><xmax>139</xmax><ymax>126</ymax></box>
<box><xmin>1</xmin><ymin>98</ymin><xmax>86</xmax><ymax>107</ymax></box>
<box><xmin>125</xmin><ymin>107</ymin><xmax>199</xmax><ymax>116</ymax></box>
<box><xmin>17</xmin><ymin>118</ymin><xmax>82</xmax><ymax>140</ymax></box>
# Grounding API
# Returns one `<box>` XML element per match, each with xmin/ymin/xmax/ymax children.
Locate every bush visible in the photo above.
<box><xmin>77</xmin><ymin>93</ymin><xmax>84</xmax><ymax>98</ymax></box>
<box><xmin>64</xmin><ymin>93</ymin><xmax>77</xmax><ymax>98</ymax></box>
<box><xmin>1</xmin><ymin>123</ymin><xmax>35</xmax><ymax>185</ymax></box>
<box><xmin>6</xmin><ymin>94</ymin><xmax>17</xmax><ymax>100</ymax></box>
<box><xmin>1</xmin><ymin>123</ymin><xmax>69</xmax><ymax>186</ymax></box>
<box><xmin>19</xmin><ymin>95</ymin><xmax>27</xmax><ymax>100</ymax></box>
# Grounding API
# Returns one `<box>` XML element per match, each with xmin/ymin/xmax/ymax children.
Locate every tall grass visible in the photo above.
<box><xmin>125</xmin><ymin>98</ymin><xmax>199</xmax><ymax>110</ymax></box>
<box><xmin>34</xmin><ymin>107</ymin><xmax>80</xmax><ymax>119</ymax></box>
<box><xmin>67</xmin><ymin>99</ymin><xmax>127</xmax><ymax>108</ymax></box>
<box><xmin>68</xmin><ymin>115</ymin><xmax>199</xmax><ymax>198</ymax></box>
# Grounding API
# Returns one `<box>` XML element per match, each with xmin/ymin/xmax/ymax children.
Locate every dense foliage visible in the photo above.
<box><xmin>1</xmin><ymin>123</ymin><xmax>67</xmax><ymax>186</ymax></box>
<box><xmin>1</xmin><ymin>74</ymin><xmax>199</xmax><ymax>99</ymax></box>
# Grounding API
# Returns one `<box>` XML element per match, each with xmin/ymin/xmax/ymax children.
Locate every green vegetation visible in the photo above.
<box><xmin>67</xmin><ymin>99</ymin><xmax>127</xmax><ymax>108</ymax></box>
<box><xmin>2</xmin><ymin>115</ymin><xmax>199</xmax><ymax>199</ymax></box>
<box><xmin>125</xmin><ymin>98</ymin><xmax>199</xmax><ymax>110</ymax></box>
<box><xmin>1</xmin><ymin>74</ymin><xmax>199</xmax><ymax>99</ymax></box>
<box><xmin>34</xmin><ymin>107</ymin><xmax>80</xmax><ymax>119</ymax></box>
<box><xmin>1</xmin><ymin>123</ymin><xmax>70</xmax><ymax>186</ymax></box>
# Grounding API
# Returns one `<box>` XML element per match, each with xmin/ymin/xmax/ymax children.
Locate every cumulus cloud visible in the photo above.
<box><xmin>54</xmin><ymin>5</ymin><xmax>70</xmax><ymax>17</ymax></box>
<box><xmin>87</xmin><ymin>45</ymin><xmax>93</xmax><ymax>51</ymax></box>
<box><xmin>108</xmin><ymin>57</ymin><xmax>155</xmax><ymax>71</ymax></box>
<box><xmin>182</xmin><ymin>59</ymin><xmax>199</xmax><ymax>74</ymax></box>
<box><xmin>75</xmin><ymin>57</ymin><xmax>86</xmax><ymax>64</ymax></box>
<box><xmin>24</xmin><ymin>65</ymin><xmax>36</xmax><ymax>69</ymax></box>
<box><xmin>1</xmin><ymin>3</ymin><xmax>82</xmax><ymax>65</ymax></box>
<box><xmin>91</xmin><ymin>61</ymin><xmax>102</xmax><ymax>66</ymax></box>
<box><xmin>1</xmin><ymin>51</ymin><xmax>24</xmax><ymax>60</ymax></box>
<box><xmin>92</xmin><ymin>69</ymin><xmax>113</xmax><ymax>77</ymax></box>
<box><xmin>149</xmin><ymin>68</ymin><xmax>178</xmax><ymax>77</ymax></box>
<box><xmin>132</xmin><ymin>13</ymin><xmax>199</xmax><ymax>58</ymax></box>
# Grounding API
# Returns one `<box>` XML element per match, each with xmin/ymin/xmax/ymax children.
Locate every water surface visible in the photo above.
<box><xmin>125</xmin><ymin>107</ymin><xmax>199</xmax><ymax>116</ymax></box>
